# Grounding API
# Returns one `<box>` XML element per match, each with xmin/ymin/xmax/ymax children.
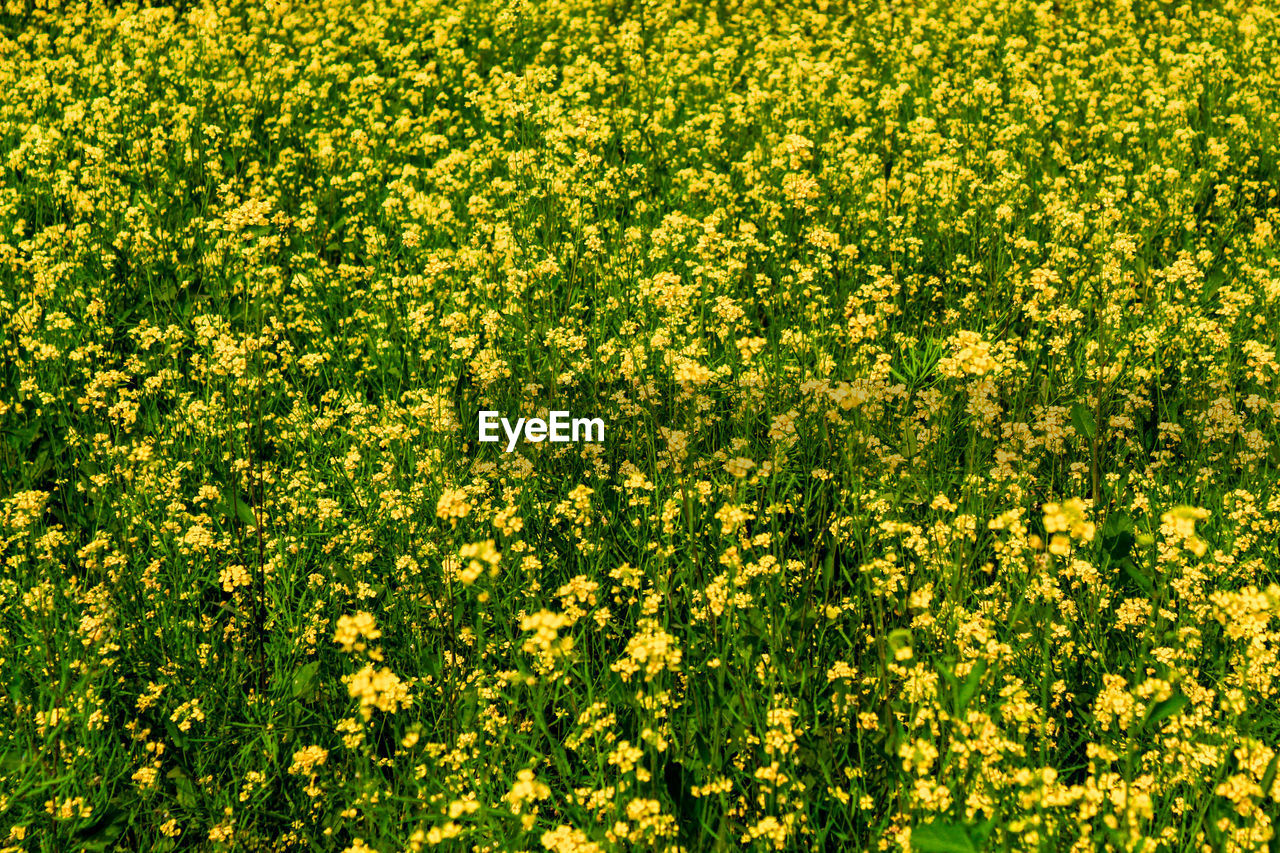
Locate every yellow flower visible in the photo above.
<box><xmin>131</xmin><ymin>766</ymin><xmax>158</xmax><ymax>789</ymax></box>
<box><xmin>345</xmin><ymin>663</ymin><xmax>413</xmax><ymax>720</ymax></box>
<box><xmin>455</xmin><ymin>539</ymin><xmax>501</xmax><ymax>585</ymax></box>
<box><xmin>288</xmin><ymin>745</ymin><xmax>329</xmax><ymax>776</ymax></box>
<box><xmin>334</xmin><ymin>611</ymin><xmax>381</xmax><ymax>654</ymax></box>
<box><xmin>541</xmin><ymin>825</ymin><xmax>603</xmax><ymax>853</ymax></box>
<box><xmin>1161</xmin><ymin>505</ymin><xmax>1210</xmax><ymax>556</ymax></box>
<box><xmin>1042</xmin><ymin>498</ymin><xmax>1093</xmax><ymax>553</ymax></box>
<box><xmin>673</xmin><ymin>359</ymin><xmax>713</xmax><ymax>384</ymax></box>
<box><xmin>504</xmin><ymin>768</ymin><xmax>550</xmax><ymax>814</ymax></box>
<box><xmin>436</xmin><ymin>488</ymin><xmax>471</xmax><ymax>525</ymax></box>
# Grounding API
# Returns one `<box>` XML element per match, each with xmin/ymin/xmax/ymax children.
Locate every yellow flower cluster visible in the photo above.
<box><xmin>505</xmin><ymin>769</ymin><xmax>551</xmax><ymax>830</ymax></box>
<box><xmin>521</xmin><ymin>609</ymin><xmax>576</xmax><ymax>672</ymax></box>
<box><xmin>288</xmin><ymin>745</ymin><xmax>329</xmax><ymax>776</ymax></box>
<box><xmin>540</xmin><ymin>825</ymin><xmax>603</xmax><ymax>853</ymax></box>
<box><xmin>333</xmin><ymin>611</ymin><xmax>381</xmax><ymax>654</ymax></box>
<box><xmin>455</xmin><ymin>539</ymin><xmax>500</xmax><ymax>586</ymax></box>
<box><xmin>1042</xmin><ymin>498</ymin><xmax>1096</xmax><ymax>556</ymax></box>
<box><xmin>611</xmin><ymin>620</ymin><xmax>682</xmax><ymax>683</ymax></box>
<box><xmin>1161</xmin><ymin>505</ymin><xmax>1211</xmax><ymax>558</ymax></box>
<box><xmin>435</xmin><ymin>488</ymin><xmax>471</xmax><ymax>526</ymax></box>
<box><xmin>345</xmin><ymin>664</ymin><xmax>414</xmax><ymax>721</ymax></box>
<box><xmin>939</xmin><ymin>330</ymin><xmax>1003</xmax><ymax>378</ymax></box>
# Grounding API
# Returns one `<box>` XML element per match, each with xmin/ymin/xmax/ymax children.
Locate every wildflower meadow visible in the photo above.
<box><xmin>1</xmin><ymin>0</ymin><xmax>1279</xmax><ymax>850</ymax></box>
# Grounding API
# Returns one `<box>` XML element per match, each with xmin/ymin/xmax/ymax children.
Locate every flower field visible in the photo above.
<box><xmin>1</xmin><ymin>0</ymin><xmax>1279</xmax><ymax>850</ymax></box>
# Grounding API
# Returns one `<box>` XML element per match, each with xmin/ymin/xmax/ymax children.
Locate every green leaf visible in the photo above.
<box><xmin>970</xmin><ymin>815</ymin><xmax>999</xmax><ymax>845</ymax></box>
<box><xmin>1070</xmin><ymin>403</ymin><xmax>1097</xmax><ymax>440</ymax></box>
<box><xmin>1099</xmin><ymin>514</ymin><xmax>1135</xmax><ymax>563</ymax></box>
<box><xmin>168</xmin><ymin>767</ymin><xmax>198</xmax><ymax>808</ymax></box>
<box><xmin>163</xmin><ymin>717</ymin><xmax>188</xmax><ymax>749</ymax></box>
<box><xmin>957</xmin><ymin>658</ymin><xmax>987</xmax><ymax>714</ymax></box>
<box><xmin>1144</xmin><ymin>692</ymin><xmax>1190</xmax><ymax>730</ymax></box>
<box><xmin>235</xmin><ymin>497</ymin><xmax>258</xmax><ymax>528</ymax></box>
<box><xmin>334</xmin><ymin>564</ymin><xmax>358</xmax><ymax>589</ymax></box>
<box><xmin>292</xmin><ymin>661</ymin><xmax>321</xmax><ymax>700</ymax></box>
<box><xmin>0</xmin><ymin>750</ymin><xmax>26</xmax><ymax>773</ymax></box>
<box><xmin>1118</xmin><ymin>558</ymin><xmax>1155</xmax><ymax>598</ymax></box>
<box><xmin>887</xmin><ymin>628</ymin><xmax>912</xmax><ymax>656</ymax></box>
<box><xmin>29</xmin><ymin>449</ymin><xmax>51</xmax><ymax>483</ymax></box>
<box><xmin>936</xmin><ymin>657</ymin><xmax>958</xmax><ymax>692</ymax></box>
<box><xmin>911</xmin><ymin>820</ymin><xmax>978</xmax><ymax>853</ymax></box>
<box><xmin>1205</xmin><ymin>802</ymin><xmax>1225</xmax><ymax>846</ymax></box>
<box><xmin>216</xmin><ymin>495</ymin><xmax>259</xmax><ymax>529</ymax></box>
<box><xmin>75</xmin><ymin>805</ymin><xmax>129</xmax><ymax>852</ymax></box>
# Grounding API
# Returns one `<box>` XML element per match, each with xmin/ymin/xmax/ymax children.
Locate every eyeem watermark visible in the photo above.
<box><xmin>478</xmin><ymin>411</ymin><xmax>605</xmax><ymax>452</ymax></box>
